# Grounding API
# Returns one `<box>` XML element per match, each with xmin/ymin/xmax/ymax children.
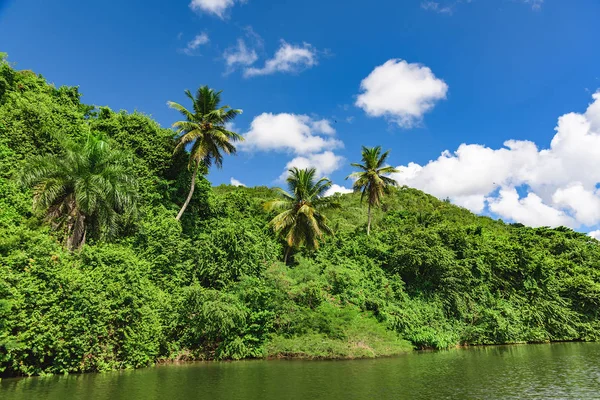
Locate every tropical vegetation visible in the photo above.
<box><xmin>168</xmin><ymin>86</ymin><xmax>243</xmax><ymax>220</ymax></box>
<box><xmin>2</xmin><ymin>54</ymin><xmax>600</xmax><ymax>378</ymax></box>
<box><xmin>265</xmin><ymin>167</ymin><xmax>338</xmax><ymax>263</ymax></box>
<box><xmin>18</xmin><ymin>135</ymin><xmax>137</xmax><ymax>250</ymax></box>
<box><xmin>347</xmin><ymin>146</ymin><xmax>399</xmax><ymax>235</ymax></box>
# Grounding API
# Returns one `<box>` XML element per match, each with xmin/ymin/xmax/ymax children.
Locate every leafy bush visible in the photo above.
<box><xmin>170</xmin><ymin>285</ymin><xmax>253</xmax><ymax>360</ymax></box>
<box><xmin>0</xmin><ymin>231</ymin><xmax>164</xmax><ymax>375</ymax></box>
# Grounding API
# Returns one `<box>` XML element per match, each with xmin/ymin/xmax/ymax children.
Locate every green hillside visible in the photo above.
<box><xmin>1</xmin><ymin>54</ymin><xmax>600</xmax><ymax>377</ymax></box>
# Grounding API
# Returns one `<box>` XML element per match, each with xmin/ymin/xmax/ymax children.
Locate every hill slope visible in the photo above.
<box><xmin>1</xmin><ymin>55</ymin><xmax>600</xmax><ymax>377</ymax></box>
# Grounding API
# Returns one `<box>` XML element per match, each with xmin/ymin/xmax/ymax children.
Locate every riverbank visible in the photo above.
<box><xmin>3</xmin><ymin>343</ymin><xmax>600</xmax><ymax>400</ymax></box>
<box><xmin>265</xmin><ymin>331</ymin><xmax>414</xmax><ymax>360</ymax></box>
<box><xmin>154</xmin><ymin>318</ymin><xmax>415</xmax><ymax>367</ymax></box>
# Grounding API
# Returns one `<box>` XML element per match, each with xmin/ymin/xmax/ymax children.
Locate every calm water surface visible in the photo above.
<box><xmin>2</xmin><ymin>343</ymin><xmax>600</xmax><ymax>399</ymax></box>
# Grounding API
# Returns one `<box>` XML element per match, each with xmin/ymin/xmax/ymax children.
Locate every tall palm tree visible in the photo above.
<box><xmin>347</xmin><ymin>146</ymin><xmax>399</xmax><ymax>235</ymax></box>
<box><xmin>265</xmin><ymin>168</ymin><xmax>339</xmax><ymax>263</ymax></box>
<box><xmin>168</xmin><ymin>86</ymin><xmax>243</xmax><ymax>220</ymax></box>
<box><xmin>19</xmin><ymin>135</ymin><xmax>137</xmax><ymax>250</ymax></box>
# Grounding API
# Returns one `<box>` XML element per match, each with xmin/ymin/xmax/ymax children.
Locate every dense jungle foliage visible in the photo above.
<box><xmin>1</xmin><ymin>55</ymin><xmax>600</xmax><ymax>377</ymax></box>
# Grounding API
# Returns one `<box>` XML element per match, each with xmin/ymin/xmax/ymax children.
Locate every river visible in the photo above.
<box><xmin>2</xmin><ymin>342</ymin><xmax>599</xmax><ymax>399</ymax></box>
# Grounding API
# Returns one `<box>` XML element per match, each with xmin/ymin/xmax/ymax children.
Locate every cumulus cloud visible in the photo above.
<box><xmin>182</xmin><ymin>33</ymin><xmax>210</xmax><ymax>56</ymax></box>
<box><xmin>325</xmin><ymin>184</ymin><xmax>353</xmax><ymax>197</ymax></box>
<box><xmin>589</xmin><ymin>230</ymin><xmax>600</xmax><ymax>240</ymax></box>
<box><xmin>240</xmin><ymin>113</ymin><xmax>342</xmax><ymax>154</ymax></box>
<box><xmin>189</xmin><ymin>0</ymin><xmax>244</xmax><ymax>18</ymax></box>
<box><xmin>279</xmin><ymin>151</ymin><xmax>345</xmax><ymax>181</ymax></box>
<box><xmin>392</xmin><ymin>91</ymin><xmax>600</xmax><ymax>232</ymax></box>
<box><xmin>310</xmin><ymin>119</ymin><xmax>336</xmax><ymax>135</ymax></box>
<box><xmin>230</xmin><ymin>177</ymin><xmax>246</xmax><ymax>187</ymax></box>
<box><xmin>552</xmin><ymin>184</ymin><xmax>600</xmax><ymax>226</ymax></box>
<box><xmin>487</xmin><ymin>188</ymin><xmax>575</xmax><ymax>228</ymax></box>
<box><xmin>244</xmin><ymin>41</ymin><xmax>318</xmax><ymax>77</ymax></box>
<box><xmin>356</xmin><ymin>59</ymin><xmax>448</xmax><ymax>128</ymax></box>
<box><xmin>223</xmin><ymin>39</ymin><xmax>258</xmax><ymax>73</ymax></box>
<box><xmin>240</xmin><ymin>113</ymin><xmax>343</xmax><ymax>183</ymax></box>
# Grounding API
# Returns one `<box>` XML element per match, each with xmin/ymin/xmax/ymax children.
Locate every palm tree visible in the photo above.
<box><xmin>347</xmin><ymin>146</ymin><xmax>399</xmax><ymax>235</ymax></box>
<box><xmin>265</xmin><ymin>168</ymin><xmax>339</xmax><ymax>263</ymax></box>
<box><xmin>168</xmin><ymin>86</ymin><xmax>243</xmax><ymax>220</ymax></box>
<box><xmin>19</xmin><ymin>135</ymin><xmax>137</xmax><ymax>250</ymax></box>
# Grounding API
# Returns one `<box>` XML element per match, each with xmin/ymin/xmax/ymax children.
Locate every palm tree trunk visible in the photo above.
<box><xmin>367</xmin><ymin>202</ymin><xmax>372</xmax><ymax>236</ymax></box>
<box><xmin>284</xmin><ymin>246</ymin><xmax>291</xmax><ymax>264</ymax></box>
<box><xmin>176</xmin><ymin>160</ymin><xmax>199</xmax><ymax>221</ymax></box>
<box><xmin>66</xmin><ymin>221</ymin><xmax>74</xmax><ymax>251</ymax></box>
<box><xmin>67</xmin><ymin>215</ymin><xmax>86</xmax><ymax>251</ymax></box>
<box><xmin>80</xmin><ymin>228</ymin><xmax>87</xmax><ymax>250</ymax></box>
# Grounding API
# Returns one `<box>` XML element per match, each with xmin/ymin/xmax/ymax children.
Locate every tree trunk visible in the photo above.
<box><xmin>66</xmin><ymin>220</ymin><xmax>75</xmax><ymax>251</ymax></box>
<box><xmin>367</xmin><ymin>202</ymin><xmax>372</xmax><ymax>236</ymax></box>
<box><xmin>176</xmin><ymin>160</ymin><xmax>199</xmax><ymax>221</ymax></box>
<box><xmin>284</xmin><ymin>246</ymin><xmax>291</xmax><ymax>264</ymax></box>
<box><xmin>67</xmin><ymin>214</ymin><xmax>86</xmax><ymax>251</ymax></box>
<box><xmin>79</xmin><ymin>228</ymin><xmax>87</xmax><ymax>250</ymax></box>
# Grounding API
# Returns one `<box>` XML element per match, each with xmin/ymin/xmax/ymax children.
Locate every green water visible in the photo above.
<box><xmin>2</xmin><ymin>343</ymin><xmax>600</xmax><ymax>399</ymax></box>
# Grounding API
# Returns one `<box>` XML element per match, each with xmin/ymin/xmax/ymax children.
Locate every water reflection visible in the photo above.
<box><xmin>2</xmin><ymin>343</ymin><xmax>599</xmax><ymax>400</ymax></box>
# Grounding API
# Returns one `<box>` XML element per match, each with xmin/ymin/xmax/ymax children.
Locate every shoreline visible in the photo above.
<box><xmin>3</xmin><ymin>339</ymin><xmax>595</xmax><ymax>381</ymax></box>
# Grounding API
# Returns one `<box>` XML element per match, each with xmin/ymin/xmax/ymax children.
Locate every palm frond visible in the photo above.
<box><xmin>265</xmin><ymin>167</ymin><xmax>336</xmax><ymax>254</ymax></box>
<box><xmin>167</xmin><ymin>101</ymin><xmax>195</xmax><ymax>122</ymax></box>
<box><xmin>19</xmin><ymin>133</ymin><xmax>137</xmax><ymax>250</ymax></box>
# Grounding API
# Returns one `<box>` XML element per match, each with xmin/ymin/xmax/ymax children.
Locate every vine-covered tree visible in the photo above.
<box><xmin>265</xmin><ymin>167</ymin><xmax>339</xmax><ymax>263</ymax></box>
<box><xmin>19</xmin><ymin>135</ymin><xmax>137</xmax><ymax>250</ymax></box>
<box><xmin>347</xmin><ymin>146</ymin><xmax>399</xmax><ymax>235</ymax></box>
<box><xmin>168</xmin><ymin>86</ymin><xmax>243</xmax><ymax>220</ymax></box>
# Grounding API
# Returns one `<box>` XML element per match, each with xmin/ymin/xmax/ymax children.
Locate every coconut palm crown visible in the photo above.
<box><xmin>347</xmin><ymin>146</ymin><xmax>399</xmax><ymax>235</ymax></box>
<box><xmin>19</xmin><ymin>135</ymin><xmax>137</xmax><ymax>250</ymax></box>
<box><xmin>264</xmin><ymin>167</ymin><xmax>339</xmax><ymax>263</ymax></box>
<box><xmin>168</xmin><ymin>86</ymin><xmax>243</xmax><ymax>220</ymax></box>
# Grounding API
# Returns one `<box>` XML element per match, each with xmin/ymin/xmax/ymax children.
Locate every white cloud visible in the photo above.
<box><xmin>240</xmin><ymin>113</ymin><xmax>342</xmax><ymax>154</ymax></box>
<box><xmin>325</xmin><ymin>184</ymin><xmax>353</xmax><ymax>197</ymax></box>
<box><xmin>240</xmin><ymin>113</ymin><xmax>343</xmax><ymax>183</ymax></box>
<box><xmin>225</xmin><ymin>121</ymin><xmax>237</xmax><ymax>132</ymax></box>
<box><xmin>487</xmin><ymin>188</ymin><xmax>575</xmax><ymax>228</ymax></box>
<box><xmin>553</xmin><ymin>184</ymin><xmax>600</xmax><ymax>226</ymax></box>
<box><xmin>310</xmin><ymin>119</ymin><xmax>336</xmax><ymax>135</ymax></box>
<box><xmin>523</xmin><ymin>0</ymin><xmax>543</xmax><ymax>10</ymax></box>
<box><xmin>182</xmin><ymin>33</ymin><xmax>210</xmax><ymax>56</ymax></box>
<box><xmin>279</xmin><ymin>151</ymin><xmax>345</xmax><ymax>181</ymax></box>
<box><xmin>588</xmin><ymin>230</ymin><xmax>600</xmax><ymax>240</ymax></box>
<box><xmin>222</xmin><ymin>28</ymin><xmax>263</xmax><ymax>74</ymax></box>
<box><xmin>189</xmin><ymin>0</ymin><xmax>244</xmax><ymax>18</ymax></box>
<box><xmin>452</xmin><ymin>195</ymin><xmax>487</xmax><ymax>214</ymax></box>
<box><xmin>223</xmin><ymin>39</ymin><xmax>258</xmax><ymax>73</ymax></box>
<box><xmin>230</xmin><ymin>177</ymin><xmax>246</xmax><ymax>187</ymax></box>
<box><xmin>244</xmin><ymin>41</ymin><xmax>318</xmax><ymax>77</ymax></box>
<box><xmin>421</xmin><ymin>1</ymin><xmax>455</xmax><ymax>14</ymax></box>
<box><xmin>392</xmin><ymin>91</ymin><xmax>600</xmax><ymax>229</ymax></box>
<box><xmin>356</xmin><ymin>59</ymin><xmax>448</xmax><ymax>128</ymax></box>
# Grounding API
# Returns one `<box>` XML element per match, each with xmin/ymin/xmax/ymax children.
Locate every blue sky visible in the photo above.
<box><xmin>2</xmin><ymin>0</ymin><xmax>600</xmax><ymax>233</ymax></box>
